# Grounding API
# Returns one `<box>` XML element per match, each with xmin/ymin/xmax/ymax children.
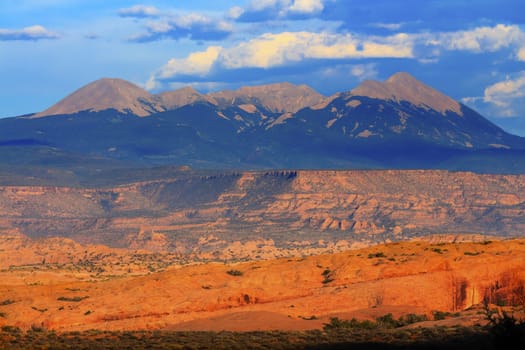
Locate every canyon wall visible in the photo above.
<box><xmin>0</xmin><ymin>170</ymin><xmax>523</xmax><ymax>256</ymax></box>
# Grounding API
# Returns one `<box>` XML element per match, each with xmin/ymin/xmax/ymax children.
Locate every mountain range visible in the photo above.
<box><xmin>1</xmin><ymin>72</ymin><xmax>525</xmax><ymax>175</ymax></box>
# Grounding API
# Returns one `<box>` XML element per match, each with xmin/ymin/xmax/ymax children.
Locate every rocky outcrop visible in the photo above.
<box><xmin>0</xmin><ymin>170</ymin><xmax>522</xmax><ymax>255</ymax></box>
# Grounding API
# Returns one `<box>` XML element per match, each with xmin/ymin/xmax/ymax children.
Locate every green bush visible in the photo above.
<box><xmin>57</xmin><ymin>296</ymin><xmax>89</xmax><ymax>302</ymax></box>
<box><xmin>464</xmin><ymin>251</ymin><xmax>480</xmax><ymax>256</ymax></box>
<box><xmin>226</xmin><ymin>269</ymin><xmax>243</xmax><ymax>276</ymax></box>
<box><xmin>432</xmin><ymin>310</ymin><xmax>460</xmax><ymax>320</ymax></box>
<box><xmin>1</xmin><ymin>325</ymin><xmax>20</xmax><ymax>333</ymax></box>
<box><xmin>399</xmin><ymin>313</ymin><xmax>428</xmax><ymax>325</ymax></box>
<box><xmin>321</xmin><ymin>268</ymin><xmax>334</xmax><ymax>284</ymax></box>
<box><xmin>323</xmin><ymin>317</ymin><xmax>377</xmax><ymax>331</ymax></box>
<box><xmin>376</xmin><ymin>313</ymin><xmax>400</xmax><ymax>328</ymax></box>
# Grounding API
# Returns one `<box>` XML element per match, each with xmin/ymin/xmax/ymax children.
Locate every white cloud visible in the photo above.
<box><xmin>227</xmin><ymin>6</ymin><xmax>244</xmax><ymax>20</ymax></box>
<box><xmin>517</xmin><ymin>47</ymin><xmax>525</xmax><ymax>61</ymax></box>
<box><xmin>251</xmin><ymin>0</ymin><xmax>281</xmax><ymax>11</ymax></box>
<box><xmin>157</xmin><ymin>46</ymin><xmax>223</xmax><ymax>80</ymax></box>
<box><xmin>129</xmin><ymin>13</ymin><xmax>233</xmax><ymax>42</ymax></box>
<box><xmin>221</xmin><ymin>31</ymin><xmax>413</xmax><ymax>69</ymax></box>
<box><xmin>148</xmin><ymin>24</ymin><xmax>525</xmax><ymax>93</ymax></box>
<box><xmin>372</xmin><ymin>22</ymin><xmax>405</xmax><ymax>31</ymax></box>
<box><xmin>483</xmin><ymin>72</ymin><xmax>525</xmax><ymax>112</ymax></box>
<box><xmin>289</xmin><ymin>0</ymin><xmax>324</xmax><ymax>14</ymax></box>
<box><xmin>461</xmin><ymin>72</ymin><xmax>525</xmax><ymax>120</ymax></box>
<box><xmin>350</xmin><ymin>64</ymin><xmax>378</xmax><ymax>81</ymax></box>
<box><xmin>461</xmin><ymin>96</ymin><xmax>483</xmax><ymax>105</ymax></box>
<box><xmin>0</xmin><ymin>25</ymin><xmax>59</xmax><ymax>41</ymax></box>
<box><xmin>150</xmin><ymin>24</ymin><xmax>524</xmax><ymax>81</ymax></box>
<box><xmin>431</xmin><ymin>24</ymin><xmax>525</xmax><ymax>53</ymax></box>
<box><xmin>232</xmin><ymin>0</ymin><xmax>326</xmax><ymax>21</ymax></box>
<box><xmin>148</xmin><ymin>31</ymin><xmax>413</xmax><ymax>88</ymax></box>
<box><xmin>119</xmin><ymin>5</ymin><xmax>160</xmax><ymax>18</ymax></box>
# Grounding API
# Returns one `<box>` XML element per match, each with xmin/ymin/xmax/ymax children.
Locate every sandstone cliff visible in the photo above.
<box><xmin>0</xmin><ymin>170</ymin><xmax>522</xmax><ymax>257</ymax></box>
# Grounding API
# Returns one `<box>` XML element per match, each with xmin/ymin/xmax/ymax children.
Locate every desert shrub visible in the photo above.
<box><xmin>399</xmin><ymin>313</ymin><xmax>428</xmax><ymax>325</ymax></box>
<box><xmin>464</xmin><ymin>251</ymin><xmax>480</xmax><ymax>256</ymax></box>
<box><xmin>1</xmin><ymin>325</ymin><xmax>20</xmax><ymax>333</ymax></box>
<box><xmin>374</xmin><ymin>313</ymin><xmax>428</xmax><ymax>328</ymax></box>
<box><xmin>31</xmin><ymin>306</ymin><xmax>48</xmax><ymax>313</ymax></box>
<box><xmin>0</xmin><ymin>299</ymin><xmax>14</xmax><ymax>306</ymax></box>
<box><xmin>432</xmin><ymin>310</ymin><xmax>455</xmax><ymax>320</ymax></box>
<box><xmin>321</xmin><ymin>269</ymin><xmax>334</xmax><ymax>284</ymax></box>
<box><xmin>30</xmin><ymin>324</ymin><xmax>45</xmax><ymax>332</ymax></box>
<box><xmin>0</xmin><ymin>311</ymin><xmax>6</xmax><ymax>318</ymax></box>
<box><xmin>226</xmin><ymin>269</ymin><xmax>243</xmax><ymax>276</ymax></box>
<box><xmin>376</xmin><ymin>313</ymin><xmax>399</xmax><ymax>328</ymax></box>
<box><xmin>484</xmin><ymin>303</ymin><xmax>525</xmax><ymax>349</ymax></box>
<box><xmin>300</xmin><ymin>315</ymin><xmax>318</xmax><ymax>320</ymax></box>
<box><xmin>57</xmin><ymin>296</ymin><xmax>89</xmax><ymax>302</ymax></box>
<box><xmin>368</xmin><ymin>252</ymin><xmax>386</xmax><ymax>259</ymax></box>
<box><xmin>323</xmin><ymin>317</ymin><xmax>377</xmax><ymax>331</ymax></box>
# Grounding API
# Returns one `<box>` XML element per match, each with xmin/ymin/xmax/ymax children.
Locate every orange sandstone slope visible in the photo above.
<box><xmin>0</xmin><ymin>239</ymin><xmax>524</xmax><ymax>332</ymax></box>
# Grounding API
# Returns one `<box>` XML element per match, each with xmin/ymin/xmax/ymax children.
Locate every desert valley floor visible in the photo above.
<box><xmin>0</xmin><ymin>169</ymin><xmax>524</xmax><ymax>348</ymax></box>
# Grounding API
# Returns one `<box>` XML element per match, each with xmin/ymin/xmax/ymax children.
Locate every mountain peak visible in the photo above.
<box><xmin>351</xmin><ymin>72</ymin><xmax>462</xmax><ymax>115</ymax></box>
<box><xmin>158</xmin><ymin>86</ymin><xmax>217</xmax><ymax>110</ymax></box>
<box><xmin>210</xmin><ymin>82</ymin><xmax>326</xmax><ymax>113</ymax></box>
<box><xmin>385</xmin><ymin>71</ymin><xmax>420</xmax><ymax>85</ymax></box>
<box><xmin>34</xmin><ymin>78</ymin><xmax>163</xmax><ymax>118</ymax></box>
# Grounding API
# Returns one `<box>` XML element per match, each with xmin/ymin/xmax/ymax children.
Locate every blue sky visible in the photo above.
<box><xmin>1</xmin><ymin>0</ymin><xmax>525</xmax><ymax>135</ymax></box>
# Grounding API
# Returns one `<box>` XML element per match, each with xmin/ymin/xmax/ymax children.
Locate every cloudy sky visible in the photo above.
<box><xmin>1</xmin><ymin>0</ymin><xmax>525</xmax><ymax>135</ymax></box>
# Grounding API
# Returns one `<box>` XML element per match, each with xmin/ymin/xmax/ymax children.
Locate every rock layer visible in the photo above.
<box><xmin>0</xmin><ymin>170</ymin><xmax>522</xmax><ymax>256</ymax></box>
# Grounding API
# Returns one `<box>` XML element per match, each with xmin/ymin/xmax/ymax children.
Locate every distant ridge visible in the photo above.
<box><xmin>4</xmin><ymin>72</ymin><xmax>524</xmax><ymax>173</ymax></box>
<box><xmin>30</xmin><ymin>73</ymin><xmax>463</xmax><ymax>119</ymax></box>
<box><xmin>209</xmin><ymin>82</ymin><xmax>326</xmax><ymax>113</ymax></box>
<box><xmin>34</xmin><ymin>80</ymin><xmax>325</xmax><ymax>118</ymax></box>
<box><xmin>159</xmin><ymin>87</ymin><xmax>218</xmax><ymax>110</ymax></box>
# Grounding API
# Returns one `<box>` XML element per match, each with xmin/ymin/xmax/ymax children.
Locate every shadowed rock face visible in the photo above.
<box><xmin>0</xmin><ymin>170</ymin><xmax>522</xmax><ymax>255</ymax></box>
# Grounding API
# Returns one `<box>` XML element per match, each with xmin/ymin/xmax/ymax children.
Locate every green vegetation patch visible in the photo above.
<box><xmin>368</xmin><ymin>252</ymin><xmax>387</xmax><ymax>259</ymax></box>
<box><xmin>57</xmin><ymin>296</ymin><xmax>89</xmax><ymax>302</ymax></box>
<box><xmin>226</xmin><ymin>269</ymin><xmax>243</xmax><ymax>276</ymax></box>
<box><xmin>0</xmin><ymin>326</ymin><xmax>494</xmax><ymax>349</ymax></box>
